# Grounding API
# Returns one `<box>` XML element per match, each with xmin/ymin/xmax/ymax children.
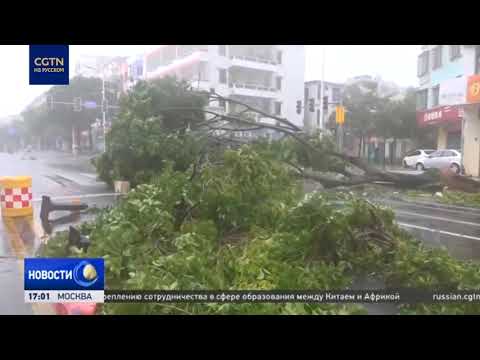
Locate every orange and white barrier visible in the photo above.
<box><xmin>0</xmin><ymin>176</ymin><xmax>33</xmax><ymax>217</ymax></box>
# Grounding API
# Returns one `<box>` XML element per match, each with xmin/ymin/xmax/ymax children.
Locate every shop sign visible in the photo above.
<box><xmin>416</xmin><ymin>105</ymin><xmax>463</xmax><ymax>128</ymax></box>
<box><xmin>467</xmin><ymin>74</ymin><xmax>480</xmax><ymax>104</ymax></box>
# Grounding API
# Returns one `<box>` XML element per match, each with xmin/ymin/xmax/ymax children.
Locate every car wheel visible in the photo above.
<box><xmin>416</xmin><ymin>163</ymin><xmax>424</xmax><ymax>171</ymax></box>
<box><xmin>450</xmin><ymin>163</ymin><xmax>460</xmax><ymax>174</ymax></box>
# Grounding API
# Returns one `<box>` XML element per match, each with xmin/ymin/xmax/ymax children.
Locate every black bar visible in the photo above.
<box><xmin>103</xmin><ymin>290</ymin><xmax>480</xmax><ymax>304</ymax></box>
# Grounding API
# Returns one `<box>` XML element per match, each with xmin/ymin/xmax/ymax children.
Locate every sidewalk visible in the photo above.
<box><xmin>33</xmin><ymin>151</ymin><xmax>98</xmax><ymax>174</ymax></box>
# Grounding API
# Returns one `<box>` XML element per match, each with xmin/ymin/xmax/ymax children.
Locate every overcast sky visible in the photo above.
<box><xmin>0</xmin><ymin>45</ymin><xmax>421</xmax><ymax>119</ymax></box>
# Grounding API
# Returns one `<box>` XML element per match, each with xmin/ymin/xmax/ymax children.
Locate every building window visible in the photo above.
<box><xmin>219</xmin><ymin>45</ymin><xmax>226</xmax><ymax>56</ymax></box>
<box><xmin>218</xmin><ymin>69</ymin><xmax>227</xmax><ymax>84</ymax></box>
<box><xmin>450</xmin><ymin>45</ymin><xmax>461</xmax><ymax>60</ymax></box>
<box><xmin>275</xmin><ymin>102</ymin><xmax>282</xmax><ymax>115</ymax></box>
<box><xmin>416</xmin><ymin>89</ymin><xmax>428</xmax><ymax>110</ymax></box>
<box><xmin>432</xmin><ymin>85</ymin><xmax>440</xmax><ymax>107</ymax></box>
<box><xmin>277</xmin><ymin>51</ymin><xmax>282</xmax><ymax>64</ymax></box>
<box><xmin>276</xmin><ymin>77</ymin><xmax>282</xmax><ymax>90</ymax></box>
<box><xmin>317</xmin><ymin>83</ymin><xmax>321</xmax><ymax>99</ymax></box>
<box><xmin>417</xmin><ymin>51</ymin><xmax>430</xmax><ymax>76</ymax></box>
<box><xmin>332</xmin><ymin>87</ymin><xmax>341</xmax><ymax>103</ymax></box>
<box><xmin>219</xmin><ymin>99</ymin><xmax>226</xmax><ymax>109</ymax></box>
<box><xmin>304</xmin><ymin>87</ymin><xmax>309</xmax><ymax>102</ymax></box>
<box><xmin>432</xmin><ymin>46</ymin><xmax>443</xmax><ymax>70</ymax></box>
<box><xmin>316</xmin><ymin>109</ymin><xmax>320</xmax><ymax>126</ymax></box>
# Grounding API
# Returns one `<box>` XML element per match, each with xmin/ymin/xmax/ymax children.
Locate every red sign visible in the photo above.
<box><xmin>467</xmin><ymin>74</ymin><xmax>480</xmax><ymax>104</ymax></box>
<box><xmin>416</xmin><ymin>105</ymin><xmax>463</xmax><ymax>128</ymax></box>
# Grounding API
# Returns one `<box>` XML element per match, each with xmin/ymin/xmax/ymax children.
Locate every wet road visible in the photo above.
<box><xmin>378</xmin><ymin>198</ymin><xmax>480</xmax><ymax>260</ymax></box>
<box><xmin>0</xmin><ymin>151</ymin><xmax>117</xmax><ymax>315</ymax></box>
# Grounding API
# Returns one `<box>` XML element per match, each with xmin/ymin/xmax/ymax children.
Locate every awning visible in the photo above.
<box><xmin>416</xmin><ymin>105</ymin><xmax>463</xmax><ymax>128</ymax></box>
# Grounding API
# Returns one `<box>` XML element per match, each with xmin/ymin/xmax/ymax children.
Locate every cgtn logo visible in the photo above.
<box><xmin>24</xmin><ymin>258</ymin><xmax>104</xmax><ymax>303</ymax></box>
<box><xmin>33</xmin><ymin>57</ymin><xmax>65</xmax><ymax>73</ymax></box>
<box><xmin>29</xmin><ymin>45</ymin><xmax>69</xmax><ymax>85</ymax></box>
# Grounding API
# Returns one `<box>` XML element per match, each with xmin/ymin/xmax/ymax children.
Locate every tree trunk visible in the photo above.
<box><xmin>88</xmin><ymin>121</ymin><xmax>93</xmax><ymax>152</ymax></box>
<box><xmin>358</xmin><ymin>135</ymin><xmax>363</xmax><ymax>158</ymax></box>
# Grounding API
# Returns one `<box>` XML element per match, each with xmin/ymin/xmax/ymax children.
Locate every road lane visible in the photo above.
<box><xmin>374</xmin><ymin>198</ymin><xmax>480</xmax><ymax>260</ymax></box>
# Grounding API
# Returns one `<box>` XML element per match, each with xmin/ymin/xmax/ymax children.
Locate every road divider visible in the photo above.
<box><xmin>0</xmin><ymin>176</ymin><xmax>33</xmax><ymax>218</ymax></box>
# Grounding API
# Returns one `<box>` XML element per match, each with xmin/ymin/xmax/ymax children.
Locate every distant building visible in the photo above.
<box><xmin>125</xmin><ymin>45</ymin><xmax>306</xmax><ymax>134</ymax></box>
<box><xmin>303</xmin><ymin>80</ymin><xmax>345</xmax><ymax>133</ymax></box>
<box><xmin>346</xmin><ymin>74</ymin><xmax>406</xmax><ymax>100</ymax></box>
<box><xmin>75</xmin><ymin>55</ymin><xmax>129</xmax><ymax>94</ymax></box>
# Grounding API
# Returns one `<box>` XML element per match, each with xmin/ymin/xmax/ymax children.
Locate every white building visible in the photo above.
<box><xmin>303</xmin><ymin>80</ymin><xmax>344</xmax><ymax>133</ymax></box>
<box><xmin>134</xmin><ymin>45</ymin><xmax>305</xmax><ymax>131</ymax></box>
<box><xmin>416</xmin><ymin>45</ymin><xmax>480</xmax><ymax>175</ymax></box>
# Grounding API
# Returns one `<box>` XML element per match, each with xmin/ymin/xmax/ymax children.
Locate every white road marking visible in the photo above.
<box><xmin>32</xmin><ymin>193</ymin><xmax>124</xmax><ymax>203</ymax></box>
<box><xmin>394</xmin><ymin>209</ymin><xmax>480</xmax><ymax>227</ymax></box>
<box><xmin>398</xmin><ymin>222</ymin><xmax>480</xmax><ymax>242</ymax></box>
<box><xmin>383</xmin><ymin>199</ymin><xmax>480</xmax><ymax>214</ymax></box>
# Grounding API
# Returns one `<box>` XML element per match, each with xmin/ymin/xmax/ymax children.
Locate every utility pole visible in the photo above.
<box><xmin>102</xmin><ymin>69</ymin><xmax>107</xmax><ymax>153</ymax></box>
<box><xmin>319</xmin><ymin>46</ymin><xmax>326</xmax><ymax>135</ymax></box>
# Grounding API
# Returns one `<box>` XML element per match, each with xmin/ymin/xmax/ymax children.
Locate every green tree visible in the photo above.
<box><xmin>342</xmin><ymin>82</ymin><xmax>382</xmax><ymax>157</ymax></box>
<box><xmin>95</xmin><ymin>76</ymin><xmax>208</xmax><ymax>186</ymax></box>
<box><xmin>21</xmin><ymin>76</ymin><xmax>112</xmax><ymax>151</ymax></box>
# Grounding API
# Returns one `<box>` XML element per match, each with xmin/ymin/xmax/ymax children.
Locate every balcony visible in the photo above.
<box><xmin>230</xmin><ymin>55</ymin><xmax>279</xmax><ymax>72</ymax></box>
<box><xmin>228</xmin><ymin>82</ymin><xmax>278</xmax><ymax>98</ymax></box>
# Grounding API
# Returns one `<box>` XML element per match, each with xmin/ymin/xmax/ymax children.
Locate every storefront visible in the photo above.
<box><xmin>416</xmin><ymin>105</ymin><xmax>463</xmax><ymax>151</ymax></box>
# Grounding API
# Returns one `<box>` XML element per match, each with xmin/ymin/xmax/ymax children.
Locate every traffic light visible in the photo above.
<box><xmin>296</xmin><ymin>100</ymin><xmax>302</xmax><ymax>114</ymax></box>
<box><xmin>309</xmin><ymin>98</ymin><xmax>315</xmax><ymax>112</ymax></box>
<box><xmin>323</xmin><ymin>96</ymin><xmax>328</xmax><ymax>111</ymax></box>
<box><xmin>46</xmin><ymin>96</ymin><xmax>54</xmax><ymax>111</ymax></box>
<box><xmin>73</xmin><ymin>97</ymin><xmax>82</xmax><ymax>112</ymax></box>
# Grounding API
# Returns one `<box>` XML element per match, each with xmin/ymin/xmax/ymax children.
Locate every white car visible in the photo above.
<box><xmin>416</xmin><ymin>149</ymin><xmax>463</xmax><ymax>174</ymax></box>
<box><xmin>402</xmin><ymin>149</ymin><xmax>435</xmax><ymax>168</ymax></box>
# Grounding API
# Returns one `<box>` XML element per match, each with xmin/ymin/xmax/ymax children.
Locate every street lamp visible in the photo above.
<box><xmin>83</xmin><ymin>64</ymin><xmax>107</xmax><ymax>153</ymax></box>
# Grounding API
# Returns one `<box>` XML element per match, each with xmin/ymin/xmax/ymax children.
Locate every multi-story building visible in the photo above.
<box><xmin>134</xmin><ymin>45</ymin><xmax>305</xmax><ymax>133</ymax></box>
<box><xmin>303</xmin><ymin>80</ymin><xmax>344</xmax><ymax>133</ymax></box>
<box><xmin>416</xmin><ymin>45</ymin><xmax>480</xmax><ymax>176</ymax></box>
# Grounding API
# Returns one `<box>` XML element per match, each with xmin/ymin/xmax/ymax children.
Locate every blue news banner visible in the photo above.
<box><xmin>23</xmin><ymin>258</ymin><xmax>480</xmax><ymax>304</ymax></box>
<box><xmin>24</xmin><ymin>258</ymin><xmax>104</xmax><ymax>303</ymax></box>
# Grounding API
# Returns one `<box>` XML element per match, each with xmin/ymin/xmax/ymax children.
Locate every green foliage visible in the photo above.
<box><xmin>94</xmin><ymin>77</ymin><xmax>207</xmax><ymax>186</ymax></box>
<box><xmin>20</xmin><ymin>76</ymin><xmax>108</xmax><ymax>148</ymax></box>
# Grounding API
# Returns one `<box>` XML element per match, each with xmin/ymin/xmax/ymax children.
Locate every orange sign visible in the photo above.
<box><xmin>467</xmin><ymin>75</ymin><xmax>480</xmax><ymax>104</ymax></box>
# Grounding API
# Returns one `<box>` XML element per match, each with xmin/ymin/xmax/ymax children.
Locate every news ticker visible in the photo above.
<box><xmin>102</xmin><ymin>290</ymin><xmax>480</xmax><ymax>304</ymax></box>
<box><xmin>23</xmin><ymin>289</ymin><xmax>480</xmax><ymax>304</ymax></box>
<box><xmin>21</xmin><ymin>258</ymin><xmax>480</xmax><ymax>304</ymax></box>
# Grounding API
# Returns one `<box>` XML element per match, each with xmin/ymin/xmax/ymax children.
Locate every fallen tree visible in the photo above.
<box><xmin>96</xmin><ymin>77</ymin><xmax>476</xmax><ymax>194</ymax></box>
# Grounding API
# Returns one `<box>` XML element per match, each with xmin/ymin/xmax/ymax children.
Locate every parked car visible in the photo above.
<box><xmin>402</xmin><ymin>149</ymin><xmax>435</xmax><ymax>168</ymax></box>
<box><xmin>415</xmin><ymin>149</ymin><xmax>463</xmax><ymax>174</ymax></box>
